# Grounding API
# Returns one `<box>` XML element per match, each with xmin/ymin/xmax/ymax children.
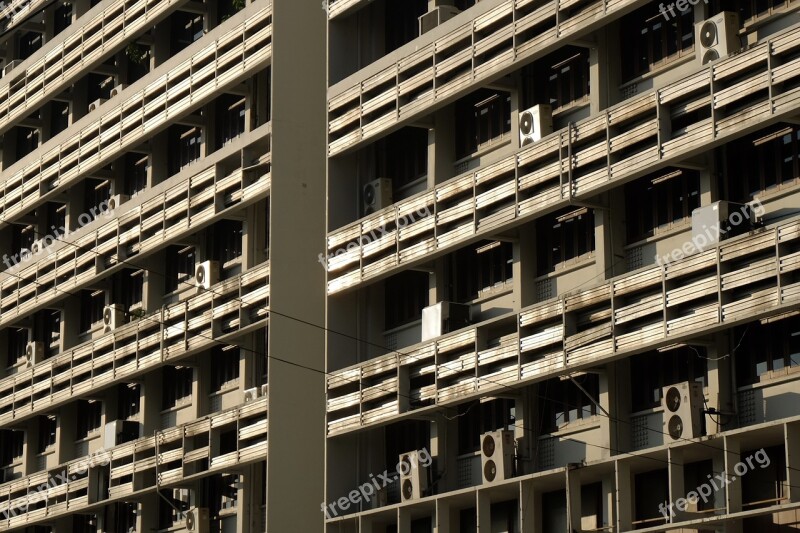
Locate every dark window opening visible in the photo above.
<box><xmin>455</xmin><ymin>89</ymin><xmax>512</xmax><ymax>159</ymax></box>
<box><xmin>18</xmin><ymin>31</ymin><xmax>43</xmax><ymax>60</ymax></box>
<box><xmin>385</xmin><ymin>270</ymin><xmax>429</xmax><ymax>330</ymax></box>
<box><xmin>37</xmin><ymin>415</ymin><xmax>57</xmax><ymax>454</ymax></box>
<box><xmin>49</xmin><ymin>100</ymin><xmax>70</xmax><ymax>137</ymax></box>
<box><xmin>171</xmin><ymin>11</ymin><xmax>204</xmax><ymax>54</ymax></box>
<box><xmin>54</xmin><ymin>2</ymin><xmax>73</xmax><ymax>35</ymax></box>
<box><xmin>211</xmin><ymin>220</ymin><xmax>243</xmax><ymax>265</ymax></box>
<box><xmin>384</xmin><ymin>0</ymin><xmax>428</xmax><ymax>53</ymax></box>
<box><xmin>457</xmin><ymin>398</ymin><xmax>515</xmax><ymax>454</ymax></box>
<box><xmin>0</xmin><ymin>430</ymin><xmax>24</xmax><ymax>467</ymax></box>
<box><xmin>450</xmin><ymin>240</ymin><xmax>513</xmax><ymax>302</ymax></box>
<box><xmin>711</xmin><ymin>0</ymin><xmax>791</xmax><ymax>26</ymax></box>
<box><xmin>212</xmin><ymin>346</ymin><xmax>240</xmax><ymax>391</ymax></box>
<box><xmin>216</xmin><ymin>94</ymin><xmax>246</xmax><ymax>147</ymax></box>
<box><xmin>621</xmin><ymin>5</ymin><xmax>694</xmax><ymax>81</ymax></box>
<box><xmin>118</xmin><ymin>383</ymin><xmax>141</xmax><ymax>420</ymax></box>
<box><xmin>16</xmin><ymin>127</ymin><xmax>40</xmax><ymax>160</ymax></box>
<box><xmin>84</xmin><ymin>178</ymin><xmax>112</xmax><ymax>222</ymax></box>
<box><xmin>162</xmin><ymin>366</ymin><xmax>193</xmax><ymax>409</ymax></box>
<box><xmin>6</xmin><ymin>328</ymin><xmax>28</xmax><ymax>367</ymax></box>
<box><xmin>538</xmin><ymin>375</ymin><xmax>599</xmax><ymax>433</ymax></box>
<box><xmin>169</xmin><ymin>125</ymin><xmax>202</xmax><ymax>175</ymax></box>
<box><xmin>87</xmin><ymin>73</ymin><xmax>114</xmax><ymax>104</ymax></box>
<box><xmin>165</xmin><ymin>245</ymin><xmax>196</xmax><ymax>293</ymax></box>
<box><xmin>625</xmin><ymin>168</ymin><xmax>701</xmax><ymax>243</ymax></box>
<box><xmin>79</xmin><ymin>290</ymin><xmax>105</xmax><ymax>333</ymax></box>
<box><xmin>523</xmin><ymin>46</ymin><xmax>590</xmax><ymax>112</ymax></box>
<box><xmin>735</xmin><ymin>316</ymin><xmax>800</xmax><ymax>386</ymax></box>
<box><xmin>630</xmin><ymin>347</ymin><xmax>708</xmax><ymax>412</ymax></box>
<box><xmin>376</xmin><ymin>127</ymin><xmax>428</xmax><ymax>191</ymax></box>
<box><xmin>124</xmin><ymin>153</ymin><xmax>149</xmax><ymax>197</ymax></box>
<box><xmin>76</xmin><ymin>400</ymin><xmax>102</xmax><ymax>440</ymax></box>
<box><xmin>536</xmin><ymin>208</ymin><xmax>595</xmax><ymax>275</ymax></box>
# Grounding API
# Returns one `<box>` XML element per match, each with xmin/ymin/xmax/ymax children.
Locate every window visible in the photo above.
<box><xmin>124</xmin><ymin>153</ymin><xmax>149</xmax><ymax>197</ymax></box>
<box><xmin>630</xmin><ymin>347</ymin><xmax>707</xmax><ymax>412</ymax></box>
<box><xmin>171</xmin><ymin>11</ymin><xmax>204</xmax><ymax>53</ymax></box>
<box><xmin>44</xmin><ymin>309</ymin><xmax>61</xmax><ymax>353</ymax></box>
<box><xmin>119</xmin><ymin>269</ymin><xmax>144</xmax><ymax>311</ymax></box>
<box><xmin>79</xmin><ymin>290</ymin><xmax>105</xmax><ymax>333</ymax></box>
<box><xmin>162</xmin><ymin>366</ymin><xmax>193</xmax><ymax>409</ymax></box>
<box><xmin>211</xmin><ymin>220</ymin><xmax>243</xmax><ymax>265</ymax></box>
<box><xmin>377</xmin><ymin>127</ymin><xmax>428</xmax><ymax>191</ymax></box>
<box><xmin>538</xmin><ymin>375</ymin><xmax>599</xmax><ymax>433</ymax></box>
<box><xmin>170</xmin><ymin>126</ymin><xmax>203</xmax><ymax>174</ymax></box>
<box><xmin>16</xmin><ymin>127</ymin><xmax>39</xmax><ymax>160</ymax></box>
<box><xmin>735</xmin><ymin>316</ymin><xmax>800</xmax><ymax>386</ymax></box>
<box><xmin>524</xmin><ymin>46</ymin><xmax>590</xmax><ymax>112</ymax></box>
<box><xmin>0</xmin><ymin>430</ymin><xmax>24</xmax><ymax>467</ymax></box>
<box><xmin>18</xmin><ymin>31</ymin><xmax>42</xmax><ymax>59</ymax></box>
<box><xmin>625</xmin><ymin>168</ymin><xmax>700</xmax><ymax>243</ymax></box>
<box><xmin>537</xmin><ymin>208</ymin><xmax>595</xmax><ymax>275</ymax></box>
<box><xmin>76</xmin><ymin>400</ymin><xmax>102</xmax><ymax>440</ymax></box>
<box><xmin>126</xmin><ymin>43</ymin><xmax>151</xmax><ymax>83</ymax></box>
<box><xmin>217</xmin><ymin>95</ymin><xmax>246</xmax><ymax>147</ymax></box>
<box><xmin>451</xmin><ymin>241</ymin><xmax>513</xmax><ymax>302</ymax></box>
<box><xmin>384</xmin><ymin>0</ymin><xmax>428</xmax><ymax>54</ymax></box>
<box><xmin>84</xmin><ymin>178</ymin><xmax>111</xmax><ymax>221</ymax></box>
<box><xmin>11</xmin><ymin>223</ymin><xmax>36</xmax><ymax>258</ymax></box>
<box><xmin>37</xmin><ymin>415</ymin><xmax>57</xmax><ymax>454</ymax></box>
<box><xmin>385</xmin><ymin>270</ymin><xmax>429</xmax><ymax>330</ymax></box>
<box><xmin>634</xmin><ymin>469</ymin><xmax>669</xmax><ymax>524</ymax></box>
<box><xmin>118</xmin><ymin>383</ymin><xmax>141</xmax><ymax>420</ymax></box>
<box><xmin>455</xmin><ymin>89</ymin><xmax>512</xmax><ymax>159</ymax></box>
<box><xmin>165</xmin><ymin>245</ymin><xmax>196</xmax><ymax>293</ymax></box>
<box><xmin>50</xmin><ymin>101</ymin><xmax>70</xmax><ymax>137</ymax></box>
<box><xmin>212</xmin><ymin>347</ymin><xmax>240</xmax><ymax>391</ymax></box>
<box><xmin>46</xmin><ymin>202</ymin><xmax>66</xmax><ymax>235</ymax></box>
<box><xmin>386</xmin><ymin>420</ymin><xmax>430</xmax><ymax>469</ymax></box>
<box><xmin>457</xmin><ymin>399</ymin><xmax>514</xmax><ymax>454</ymax></box>
<box><xmin>711</xmin><ymin>0</ymin><xmax>792</xmax><ymax>26</ymax></box>
<box><xmin>6</xmin><ymin>328</ymin><xmax>28</xmax><ymax>367</ymax></box>
<box><xmin>87</xmin><ymin>73</ymin><xmax>114</xmax><ymax>103</ymax></box>
<box><xmin>620</xmin><ymin>5</ymin><xmax>694</xmax><ymax>81</ymax></box>
<box><xmin>725</xmin><ymin>124</ymin><xmax>800</xmax><ymax>203</ymax></box>
<box><xmin>54</xmin><ymin>2</ymin><xmax>73</xmax><ymax>35</ymax></box>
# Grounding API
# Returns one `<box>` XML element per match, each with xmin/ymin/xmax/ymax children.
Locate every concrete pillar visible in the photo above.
<box><xmin>786</xmin><ymin>422</ymin><xmax>800</xmax><ymax>504</ymax></box>
<box><xmin>520</xmin><ymin>480</ymin><xmax>536</xmax><ymax>533</ymax></box>
<box><xmin>724</xmin><ymin>436</ymin><xmax>743</xmax><ymax>533</ymax></box>
<box><xmin>590</xmin><ymin>30</ymin><xmax>609</xmax><ymax>113</ymax></box>
<box><xmin>615</xmin><ymin>460</ymin><xmax>632</xmax><ymax>531</ymax></box>
<box><xmin>477</xmin><ymin>490</ymin><xmax>491</xmax><ymax>532</ymax></box>
<box><xmin>668</xmin><ymin>447</ymin><xmax>687</xmax><ymax>522</ymax></box>
<box><xmin>567</xmin><ymin>468</ymin><xmax>582</xmax><ymax>531</ymax></box>
<box><xmin>431</xmin><ymin>106</ymin><xmax>456</xmax><ymax>187</ymax></box>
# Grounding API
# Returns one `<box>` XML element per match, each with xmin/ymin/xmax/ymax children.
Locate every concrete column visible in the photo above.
<box><xmin>590</xmin><ymin>31</ymin><xmax>609</xmax><ymax>113</ymax></box>
<box><xmin>615</xmin><ymin>460</ymin><xmax>632</xmax><ymax>531</ymax></box>
<box><xmin>266</xmin><ymin>0</ymin><xmax>326</xmax><ymax>530</ymax></box>
<box><xmin>786</xmin><ymin>422</ymin><xmax>800</xmax><ymax>504</ymax></box>
<box><xmin>668</xmin><ymin>447</ymin><xmax>687</xmax><ymax>522</ymax></box>
<box><xmin>520</xmin><ymin>480</ymin><xmax>536</xmax><ymax>533</ymax></box>
<box><xmin>436</xmin><ymin>499</ymin><xmax>453</xmax><ymax>533</ymax></box>
<box><xmin>431</xmin><ymin>106</ymin><xmax>456</xmax><ymax>187</ymax></box>
<box><xmin>567</xmin><ymin>468</ymin><xmax>582</xmax><ymax>531</ymax></box>
<box><xmin>477</xmin><ymin>491</ymin><xmax>491</xmax><ymax>532</ymax></box>
<box><xmin>724</xmin><ymin>436</ymin><xmax>743</xmax><ymax>529</ymax></box>
<box><xmin>516</xmin><ymin>225</ymin><xmax>536</xmax><ymax>309</ymax></box>
<box><xmin>141</xmin><ymin>370</ymin><xmax>163</xmax><ymax>437</ymax></box>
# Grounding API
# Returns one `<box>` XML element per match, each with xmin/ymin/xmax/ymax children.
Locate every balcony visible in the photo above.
<box><xmin>0</xmin><ymin>124</ymin><xmax>271</xmax><ymax>328</ymax></box>
<box><xmin>0</xmin><ymin>260</ymin><xmax>270</xmax><ymax>426</ymax></box>
<box><xmin>0</xmin><ymin>4</ymin><xmax>273</xmax><ymax>227</ymax></box>
<box><xmin>325</xmin><ymin>23</ymin><xmax>800</xmax><ymax>294</ymax></box>
<box><xmin>0</xmin><ymin>0</ymin><xmax>191</xmax><ymax>138</ymax></box>
<box><xmin>0</xmin><ymin>396</ymin><xmax>267</xmax><ymax>529</ymax></box>
<box><xmin>326</xmin><ymin>215</ymin><xmax>800</xmax><ymax>435</ymax></box>
<box><xmin>327</xmin><ymin>0</ymin><xmax>653</xmax><ymax>156</ymax></box>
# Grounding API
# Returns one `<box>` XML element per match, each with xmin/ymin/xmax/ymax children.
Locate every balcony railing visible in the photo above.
<box><xmin>326</xmin><ymin>216</ymin><xmax>800</xmax><ymax>435</ymax></box>
<box><xmin>327</xmin><ymin>0</ymin><xmax>652</xmax><ymax>156</ymax></box>
<box><xmin>0</xmin><ymin>0</ymin><xmax>191</xmax><ymax>137</ymax></box>
<box><xmin>0</xmin><ymin>396</ymin><xmax>268</xmax><ymax>529</ymax></box>
<box><xmin>0</xmin><ymin>0</ymin><xmax>50</xmax><ymax>32</ymax></box>
<box><xmin>325</xmin><ymin>23</ymin><xmax>800</xmax><ymax>294</ymax></box>
<box><xmin>0</xmin><ymin>4</ymin><xmax>273</xmax><ymax>227</ymax></box>
<box><xmin>0</xmin><ymin>124</ymin><xmax>271</xmax><ymax>328</ymax></box>
<box><xmin>0</xmin><ymin>260</ymin><xmax>270</xmax><ymax>426</ymax></box>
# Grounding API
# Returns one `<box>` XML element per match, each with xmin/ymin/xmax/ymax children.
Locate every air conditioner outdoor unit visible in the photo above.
<box><xmin>186</xmin><ymin>507</ymin><xmax>209</xmax><ymax>533</ymax></box>
<box><xmin>110</xmin><ymin>84</ymin><xmax>128</xmax><ymax>98</ymax></box>
<box><xmin>691</xmin><ymin>201</ymin><xmax>753</xmax><ymax>249</ymax></box>
<box><xmin>25</xmin><ymin>342</ymin><xmax>44</xmax><ymax>367</ymax></box>
<box><xmin>480</xmin><ymin>430</ymin><xmax>514</xmax><ymax>484</ymax></box>
<box><xmin>362</xmin><ymin>178</ymin><xmax>392</xmax><ymax>216</ymax></box>
<box><xmin>662</xmin><ymin>381</ymin><xmax>704</xmax><ymax>443</ymax></box>
<box><xmin>421</xmin><ymin>301</ymin><xmax>471</xmax><ymax>342</ymax></box>
<box><xmin>696</xmin><ymin>12</ymin><xmax>740</xmax><ymax>66</ymax></box>
<box><xmin>243</xmin><ymin>387</ymin><xmax>259</xmax><ymax>402</ymax></box>
<box><xmin>103</xmin><ymin>305</ymin><xmax>124</xmax><ymax>333</ymax></box>
<box><xmin>103</xmin><ymin>420</ymin><xmax>140</xmax><ymax>449</ymax></box>
<box><xmin>2</xmin><ymin>59</ymin><xmax>22</xmax><ymax>77</ymax></box>
<box><xmin>195</xmin><ymin>260</ymin><xmax>219</xmax><ymax>291</ymax></box>
<box><xmin>88</xmin><ymin>98</ymin><xmax>107</xmax><ymax>112</ymax></box>
<box><xmin>398</xmin><ymin>451</ymin><xmax>428</xmax><ymax>502</ymax></box>
<box><xmin>185</xmin><ymin>507</ymin><xmax>210</xmax><ymax>533</ymax></box>
<box><xmin>519</xmin><ymin>105</ymin><xmax>553</xmax><ymax>146</ymax></box>
<box><xmin>106</xmin><ymin>194</ymin><xmax>129</xmax><ymax>211</ymax></box>
<box><xmin>260</xmin><ymin>384</ymin><xmax>268</xmax><ymax>397</ymax></box>
<box><xmin>419</xmin><ymin>5</ymin><xmax>461</xmax><ymax>35</ymax></box>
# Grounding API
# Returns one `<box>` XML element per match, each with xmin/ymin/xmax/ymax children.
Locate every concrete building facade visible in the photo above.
<box><xmin>324</xmin><ymin>0</ymin><xmax>800</xmax><ymax>532</ymax></box>
<box><xmin>0</xmin><ymin>0</ymin><xmax>326</xmax><ymax>531</ymax></box>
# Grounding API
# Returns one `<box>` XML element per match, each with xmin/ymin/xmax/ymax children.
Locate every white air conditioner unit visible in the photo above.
<box><xmin>185</xmin><ymin>507</ymin><xmax>210</xmax><ymax>533</ymax></box>
<box><xmin>195</xmin><ymin>260</ymin><xmax>219</xmax><ymax>291</ymax></box>
<box><xmin>480</xmin><ymin>430</ymin><xmax>514</xmax><ymax>484</ymax></box>
<box><xmin>419</xmin><ymin>5</ymin><xmax>461</xmax><ymax>35</ymax></box>
<box><xmin>519</xmin><ymin>105</ymin><xmax>553</xmax><ymax>147</ymax></box>
<box><xmin>662</xmin><ymin>381</ymin><xmax>704</xmax><ymax>443</ymax></box>
<box><xmin>103</xmin><ymin>420</ymin><xmax>140</xmax><ymax>449</ymax></box>
<box><xmin>2</xmin><ymin>59</ymin><xmax>22</xmax><ymax>77</ymax></box>
<box><xmin>362</xmin><ymin>178</ymin><xmax>392</xmax><ymax>216</ymax></box>
<box><xmin>260</xmin><ymin>384</ymin><xmax>268</xmax><ymax>397</ymax></box>
<box><xmin>103</xmin><ymin>304</ymin><xmax>124</xmax><ymax>333</ymax></box>
<box><xmin>88</xmin><ymin>98</ymin><xmax>107</xmax><ymax>112</ymax></box>
<box><xmin>691</xmin><ymin>201</ymin><xmax>753</xmax><ymax>249</ymax></box>
<box><xmin>25</xmin><ymin>342</ymin><xmax>44</xmax><ymax>367</ymax></box>
<box><xmin>696</xmin><ymin>12</ymin><xmax>740</xmax><ymax>66</ymax></box>
<box><xmin>106</xmin><ymin>194</ymin><xmax>128</xmax><ymax>211</ymax></box>
<box><xmin>398</xmin><ymin>451</ymin><xmax>428</xmax><ymax>502</ymax></box>
<box><xmin>110</xmin><ymin>84</ymin><xmax>128</xmax><ymax>98</ymax></box>
<box><xmin>421</xmin><ymin>301</ymin><xmax>471</xmax><ymax>342</ymax></box>
<box><xmin>243</xmin><ymin>387</ymin><xmax>259</xmax><ymax>402</ymax></box>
